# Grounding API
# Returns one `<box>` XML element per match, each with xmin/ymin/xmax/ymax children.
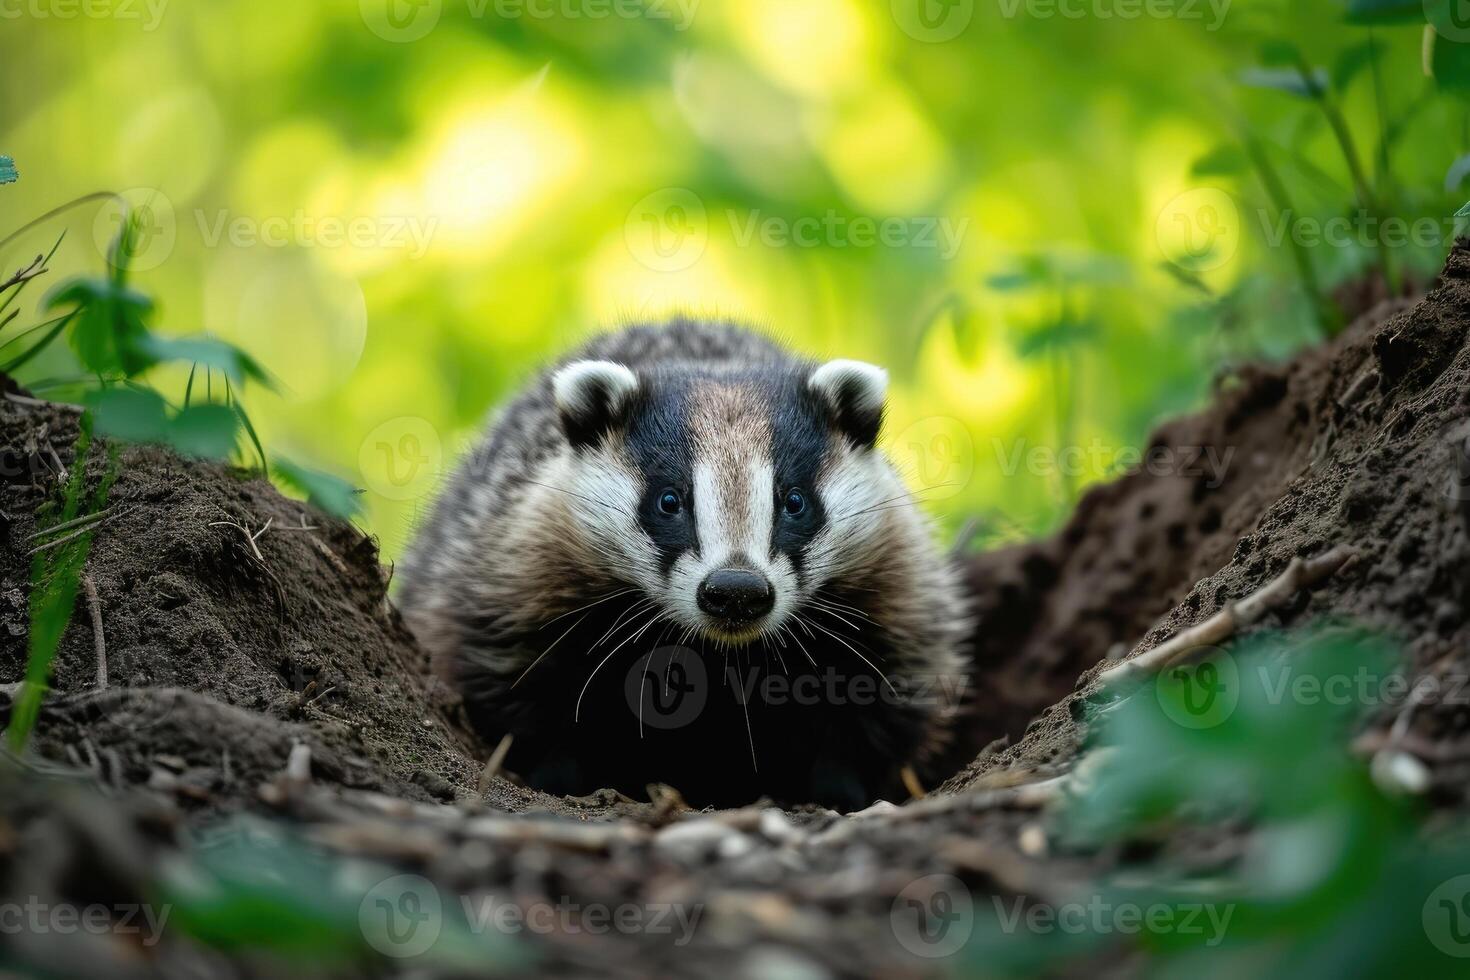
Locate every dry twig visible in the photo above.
<box><xmin>1097</xmin><ymin>545</ymin><xmax>1354</xmax><ymax>687</ymax></box>
<box><xmin>82</xmin><ymin>573</ymin><xmax>106</xmax><ymax>689</ymax></box>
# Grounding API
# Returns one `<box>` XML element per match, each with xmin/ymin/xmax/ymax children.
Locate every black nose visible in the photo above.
<box><xmin>697</xmin><ymin>568</ymin><xmax>774</xmax><ymax>622</ymax></box>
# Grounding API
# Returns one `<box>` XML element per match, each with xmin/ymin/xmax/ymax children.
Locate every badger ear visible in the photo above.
<box><xmin>808</xmin><ymin>359</ymin><xmax>887</xmax><ymax>449</ymax></box>
<box><xmin>552</xmin><ymin>360</ymin><xmax>640</xmax><ymax>449</ymax></box>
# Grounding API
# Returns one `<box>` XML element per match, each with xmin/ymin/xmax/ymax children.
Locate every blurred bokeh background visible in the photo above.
<box><xmin>0</xmin><ymin>0</ymin><xmax>1464</xmax><ymax>559</ymax></box>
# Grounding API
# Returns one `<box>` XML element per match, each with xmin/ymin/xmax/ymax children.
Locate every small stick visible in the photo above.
<box><xmin>27</xmin><ymin>522</ymin><xmax>106</xmax><ymax>556</ymax></box>
<box><xmin>209</xmin><ymin>521</ymin><xmax>266</xmax><ymax>563</ymax></box>
<box><xmin>1337</xmin><ymin>368</ymin><xmax>1379</xmax><ymax>409</ymax></box>
<box><xmin>285</xmin><ymin>742</ymin><xmax>313</xmax><ymax>785</ymax></box>
<box><xmin>26</xmin><ymin>507</ymin><xmax>111</xmax><ymax>541</ymax></box>
<box><xmin>477</xmin><ymin>733</ymin><xmax>515</xmax><ymax>795</ymax></box>
<box><xmin>82</xmin><ymin>573</ymin><xmax>106</xmax><ymax>689</ymax></box>
<box><xmin>1098</xmin><ymin>545</ymin><xmax>1354</xmax><ymax>687</ymax></box>
<box><xmin>900</xmin><ymin>764</ymin><xmax>927</xmax><ymax>800</ymax></box>
<box><xmin>3</xmin><ymin>391</ymin><xmax>83</xmax><ymax>413</ymax></box>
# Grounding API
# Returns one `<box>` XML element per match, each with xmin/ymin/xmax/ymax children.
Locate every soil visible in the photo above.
<box><xmin>3</xmin><ymin>241</ymin><xmax>1470</xmax><ymax>976</ymax></box>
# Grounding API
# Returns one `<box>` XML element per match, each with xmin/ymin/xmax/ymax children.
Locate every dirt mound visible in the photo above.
<box><xmin>3</xmin><ymin>242</ymin><xmax>1470</xmax><ymax>975</ymax></box>
<box><xmin>945</xmin><ymin>245</ymin><xmax>1470</xmax><ymax>795</ymax></box>
<box><xmin>0</xmin><ymin>407</ymin><xmax>482</xmax><ymax>809</ymax></box>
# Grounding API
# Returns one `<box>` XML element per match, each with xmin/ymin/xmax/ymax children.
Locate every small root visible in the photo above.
<box><xmin>82</xmin><ymin>573</ymin><xmax>106</xmax><ymax>689</ymax></box>
<box><xmin>476</xmin><ymin>733</ymin><xmax>515</xmax><ymax>795</ymax></box>
<box><xmin>1097</xmin><ymin>545</ymin><xmax>1354</xmax><ymax>687</ymax></box>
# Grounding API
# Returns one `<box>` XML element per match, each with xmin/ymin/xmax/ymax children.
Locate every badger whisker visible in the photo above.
<box><xmin>589</xmin><ymin>597</ymin><xmax>656</xmax><ymax>651</ymax></box>
<box><xmin>512</xmin><ymin>609</ymin><xmax>594</xmax><ymax>689</ymax></box>
<box><xmin>523</xmin><ymin>479</ymin><xmax>635</xmax><ymax>518</ymax></box>
<box><xmin>826</xmin><ymin>488</ymin><xmax>926</xmax><ymax>523</ymax></box>
<box><xmin>796</xmin><ymin>610</ymin><xmax>897</xmax><ymax>696</ymax></box>
<box><xmin>539</xmin><ymin>588</ymin><xmax>639</xmax><ymax>629</ymax></box>
<box><xmin>734</xmin><ymin>645</ymin><xmax>758</xmax><ymax>772</ymax></box>
<box><xmin>782</xmin><ymin>622</ymin><xmax>818</xmax><ymax>670</ymax></box>
<box><xmin>804</xmin><ymin>601</ymin><xmax>869</xmax><ymax>633</ymax></box>
<box><xmin>576</xmin><ymin>603</ymin><xmax>663</xmax><ymax>722</ymax></box>
<box><xmin>807</xmin><ymin>597</ymin><xmax>881</xmax><ymax>631</ymax></box>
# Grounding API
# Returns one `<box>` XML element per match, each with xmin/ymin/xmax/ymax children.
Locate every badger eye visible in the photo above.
<box><xmin>657</xmin><ymin>488</ymin><xmax>682</xmax><ymax>516</ymax></box>
<box><xmin>783</xmin><ymin>488</ymin><xmax>807</xmax><ymax>516</ymax></box>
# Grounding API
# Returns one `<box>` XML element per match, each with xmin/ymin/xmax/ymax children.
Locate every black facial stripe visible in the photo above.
<box><xmin>625</xmin><ymin>374</ymin><xmax>698</xmax><ymax>576</ymax></box>
<box><xmin>769</xmin><ymin>374</ymin><xmax>829</xmax><ymax>568</ymax></box>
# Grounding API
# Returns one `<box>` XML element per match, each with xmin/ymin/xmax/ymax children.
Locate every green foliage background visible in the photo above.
<box><xmin>1</xmin><ymin>0</ymin><xmax>1467</xmax><ymax>557</ymax></box>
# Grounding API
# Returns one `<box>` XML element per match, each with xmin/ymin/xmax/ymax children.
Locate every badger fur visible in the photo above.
<box><xmin>397</xmin><ymin>318</ymin><xmax>971</xmax><ymax>810</ymax></box>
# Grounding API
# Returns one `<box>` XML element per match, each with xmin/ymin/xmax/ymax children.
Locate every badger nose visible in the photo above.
<box><xmin>697</xmin><ymin>568</ymin><xmax>774</xmax><ymax>622</ymax></box>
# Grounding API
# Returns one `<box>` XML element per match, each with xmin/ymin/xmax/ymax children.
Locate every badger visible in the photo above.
<box><xmin>397</xmin><ymin>318</ymin><xmax>971</xmax><ymax>810</ymax></box>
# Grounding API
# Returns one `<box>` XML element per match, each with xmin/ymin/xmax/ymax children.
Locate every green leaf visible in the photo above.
<box><xmin>1241</xmin><ymin>66</ymin><xmax>1330</xmax><ymax>98</ymax></box>
<box><xmin>1342</xmin><ymin>0</ymin><xmax>1426</xmax><ymax>22</ymax></box>
<box><xmin>1447</xmin><ymin>154</ymin><xmax>1470</xmax><ymax>192</ymax></box>
<box><xmin>1192</xmin><ymin>143</ymin><xmax>1248</xmax><ymax>177</ymax></box>
<box><xmin>0</xmin><ymin>156</ymin><xmax>15</xmax><ymax>185</ymax></box>
<box><xmin>1427</xmin><ymin>31</ymin><xmax>1470</xmax><ymax>93</ymax></box>
<box><xmin>46</xmin><ymin>275</ymin><xmax>155</xmax><ymax>376</ymax></box>
<box><xmin>1333</xmin><ymin>40</ymin><xmax>1381</xmax><ymax>90</ymax></box>
<box><xmin>1455</xmin><ymin>200</ymin><xmax>1470</xmax><ymax>218</ymax></box>
<box><xmin>0</xmin><ymin>312</ymin><xmax>75</xmax><ymax>374</ymax></box>
<box><xmin>1015</xmin><ymin>319</ymin><xmax>1100</xmax><ymax>359</ymax></box>
<box><xmin>86</xmin><ymin>387</ymin><xmax>169</xmax><ymax>443</ymax></box>
<box><xmin>137</xmin><ymin>334</ymin><xmax>275</xmax><ymax>389</ymax></box>
<box><xmin>986</xmin><ymin>254</ymin><xmax>1052</xmax><ymax>292</ymax></box>
<box><xmin>1259</xmin><ymin>39</ymin><xmax>1305</xmax><ymax>67</ymax></box>
<box><xmin>272</xmin><ymin>457</ymin><xmax>363</xmax><ymax>519</ymax></box>
<box><xmin>1158</xmin><ymin>261</ymin><xmax>1215</xmax><ymax>296</ymax></box>
<box><xmin>168</xmin><ymin>404</ymin><xmax>239</xmax><ymax>459</ymax></box>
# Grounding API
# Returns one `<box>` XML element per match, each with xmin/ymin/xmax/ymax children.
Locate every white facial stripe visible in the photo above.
<box><xmin>803</xmin><ymin>447</ymin><xmax>912</xmax><ymax>585</ymax></box>
<box><xmin>692</xmin><ymin>458</ymin><xmax>774</xmax><ymax>568</ymax></box>
<box><xmin>542</xmin><ymin>448</ymin><xmax>659</xmax><ymax>587</ymax></box>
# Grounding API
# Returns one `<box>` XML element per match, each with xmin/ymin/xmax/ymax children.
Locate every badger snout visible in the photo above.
<box><xmin>697</xmin><ymin>567</ymin><xmax>774</xmax><ymax>624</ymax></box>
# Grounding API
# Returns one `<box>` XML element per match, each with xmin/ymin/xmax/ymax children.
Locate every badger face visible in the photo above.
<box><xmin>546</xmin><ymin>355</ymin><xmax>902</xmax><ymax>646</ymax></box>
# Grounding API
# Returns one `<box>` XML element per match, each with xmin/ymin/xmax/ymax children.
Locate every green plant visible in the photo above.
<box><xmin>959</xmin><ymin>631</ymin><xmax>1470</xmax><ymax>977</ymax></box>
<box><xmin>0</xmin><ymin>185</ymin><xmax>361</xmax><ymax>750</ymax></box>
<box><xmin>1188</xmin><ymin>11</ymin><xmax>1470</xmax><ymax>341</ymax></box>
<box><xmin>6</xmin><ymin>420</ymin><xmax>118</xmax><ymax>752</ymax></box>
<box><xmin>987</xmin><ymin>253</ymin><xmax>1121</xmax><ymax>505</ymax></box>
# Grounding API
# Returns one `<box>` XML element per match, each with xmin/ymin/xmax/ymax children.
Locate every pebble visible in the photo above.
<box><xmin>758</xmin><ymin>810</ymin><xmax>804</xmax><ymax>845</ymax></box>
<box><xmin>655</xmin><ymin>818</ymin><xmax>747</xmax><ymax>862</ymax></box>
<box><xmin>739</xmin><ymin>947</ymin><xmax>832</xmax><ymax>980</ymax></box>
<box><xmin>1371</xmin><ymin>749</ymin><xmax>1431</xmax><ymax>795</ymax></box>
